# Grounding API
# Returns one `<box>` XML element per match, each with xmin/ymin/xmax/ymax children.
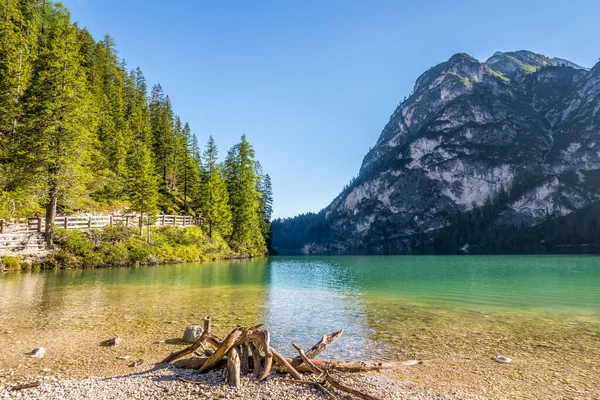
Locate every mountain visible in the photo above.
<box><xmin>273</xmin><ymin>50</ymin><xmax>600</xmax><ymax>254</ymax></box>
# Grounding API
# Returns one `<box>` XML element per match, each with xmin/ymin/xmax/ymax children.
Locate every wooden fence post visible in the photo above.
<box><xmin>37</xmin><ymin>217</ymin><xmax>42</xmax><ymax>233</ymax></box>
<box><xmin>88</xmin><ymin>216</ymin><xmax>92</xmax><ymax>230</ymax></box>
<box><xmin>64</xmin><ymin>216</ymin><xmax>68</xmax><ymax>229</ymax></box>
<box><xmin>0</xmin><ymin>219</ymin><xmax>3</xmax><ymax>233</ymax></box>
<box><xmin>110</xmin><ymin>216</ymin><xmax>113</xmax><ymax>226</ymax></box>
<box><xmin>125</xmin><ymin>216</ymin><xmax>129</xmax><ymax>228</ymax></box>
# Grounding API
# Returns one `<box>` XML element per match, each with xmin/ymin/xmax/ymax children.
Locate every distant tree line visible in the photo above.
<box><xmin>0</xmin><ymin>1</ymin><xmax>272</xmax><ymax>253</ymax></box>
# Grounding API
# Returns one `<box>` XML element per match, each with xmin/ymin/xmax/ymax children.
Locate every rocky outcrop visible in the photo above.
<box><xmin>273</xmin><ymin>50</ymin><xmax>600</xmax><ymax>254</ymax></box>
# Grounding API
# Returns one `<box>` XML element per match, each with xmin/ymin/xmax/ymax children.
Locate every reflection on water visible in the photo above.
<box><xmin>0</xmin><ymin>255</ymin><xmax>599</xmax><ymax>377</ymax></box>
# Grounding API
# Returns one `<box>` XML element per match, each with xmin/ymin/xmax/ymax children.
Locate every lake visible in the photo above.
<box><xmin>1</xmin><ymin>255</ymin><xmax>599</xmax><ymax>397</ymax></box>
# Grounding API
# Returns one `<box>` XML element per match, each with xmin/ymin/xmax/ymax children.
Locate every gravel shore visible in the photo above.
<box><xmin>0</xmin><ymin>364</ymin><xmax>479</xmax><ymax>400</ymax></box>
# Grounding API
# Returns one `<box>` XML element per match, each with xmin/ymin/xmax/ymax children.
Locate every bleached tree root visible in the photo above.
<box><xmin>163</xmin><ymin>316</ymin><xmax>421</xmax><ymax>399</ymax></box>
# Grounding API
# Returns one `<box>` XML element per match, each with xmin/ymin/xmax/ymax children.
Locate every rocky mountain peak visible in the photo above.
<box><xmin>485</xmin><ymin>50</ymin><xmax>555</xmax><ymax>79</ymax></box>
<box><xmin>273</xmin><ymin>50</ymin><xmax>600</xmax><ymax>255</ymax></box>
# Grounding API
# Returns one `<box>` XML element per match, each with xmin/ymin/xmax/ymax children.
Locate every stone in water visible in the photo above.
<box><xmin>106</xmin><ymin>337</ymin><xmax>122</xmax><ymax>346</ymax></box>
<box><xmin>30</xmin><ymin>348</ymin><xmax>46</xmax><ymax>358</ymax></box>
<box><xmin>494</xmin><ymin>355</ymin><xmax>512</xmax><ymax>364</ymax></box>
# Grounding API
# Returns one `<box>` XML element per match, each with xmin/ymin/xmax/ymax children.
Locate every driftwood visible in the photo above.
<box><xmin>293</xmin><ymin>343</ymin><xmax>380</xmax><ymax>400</ymax></box>
<box><xmin>270</xmin><ymin>346</ymin><xmax>302</xmax><ymax>380</ymax></box>
<box><xmin>162</xmin><ymin>316</ymin><xmax>421</xmax><ymax>399</ymax></box>
<box><xmin>240</xmin><ymin>344</ymin><xmax>250</xmax><ymax>375</ymax></box>
<box><xmin>175</xmin><ymin>356</ymin><xmax>419</xmax><ymax>373</ymax></box>
<box><xmin>162</xmin><ymin>316</ymin><xmax>214</xmax><ymax>363</ymax></box>
<box><xmin>226</xmin><ymin>346</ymin><xmax>241</xmax><ymax>388</ymax></box>
<box><xmin>199</xmin><ymin>327</ymin><xmax>244</xmax><ymax>373</ymax></box>
<box><xmin>294</xmin><ymin>359</ymin><xmax>421</xmax><ymax>373</ymax></box>
<box><xmin>281</xmin><ymin>329</ymin><xmax>343</xmax><ymax>373</ymax></box>
<box><xmin>10</xmin><ymin>381</ymin><xmax>40</xmax><ymax>391</ymax></box>
<box><xmin>249</xmin><ymin>342</ymin><xmax>262</xmax><ymax>379</ymax></box>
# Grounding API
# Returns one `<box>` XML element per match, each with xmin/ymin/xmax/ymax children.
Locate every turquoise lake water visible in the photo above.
<box><xmin>1</xmin><ymin>255</ymin><xmax>599</xmax><ymax>366</ymax></box>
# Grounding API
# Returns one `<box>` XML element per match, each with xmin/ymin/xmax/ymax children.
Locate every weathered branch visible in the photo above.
<box><xmin>162</xmin><ymin>316</ymin><xmax>213</xmax><ymax>363</ymax></box>
<box><xmin>198</xmin><ymin>327</ymin><xmax>245</xmax><ymax>373</ymax></box>
<box><xmin>293</xmin><ymin>343</ymin><xmax>382</xmax><ymax>400</ymax></box>
<box><xmin>281</xmin><ymin>329</ymin><xmax>343</xmax><ymax>373</ymax></box>
<box><xmin>174</xmin><ymin>356</ymin><xmax>420</xmax><ymax>373</ymax></box>
<box><xmin>294</xmin><ymin>359</ymin><xmax>421</xmax><ymax>373</ymax></box>
<box><xmin>10</xmin><ymin>382</ymin><xmax>40</xmax><ymax>391</ymax></box>
<box><xmin>306</xmin><ymin>329</ymin><xmax>344</xmax><ymax>359</ymax></box>
<box><xmin>270</xmin><ymin>346</ymin><xmax>302</xmax><ymax>380</ymax></box>
<box><xmin>226</xmin><ymin>347</ymin><xmax>241</xmax><ymax>388</ymax></box>
<box><xmin>249</xmin><ymin>342</ymin><xmax>262</xmax><ymax>379</ymax></box>
<box><xmin>240</xmin><ymin>344</ymin><xmax>250</xmax><ymax>375</ymax></box>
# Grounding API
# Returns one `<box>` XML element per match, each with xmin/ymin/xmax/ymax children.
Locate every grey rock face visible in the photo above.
<box><xmin>182</xmin><ymin>325</ymin><xmax>203</xmax><ymax>343</ymax></box>
<box><xmin>281</xmin><ymin>51</ymin><xmax>600</xmax><ymax>254</ymax></box>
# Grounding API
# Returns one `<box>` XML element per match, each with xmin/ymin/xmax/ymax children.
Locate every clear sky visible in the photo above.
<box><xmin>62</xmin><ymin>0</ymin><xmax>599</xmax><ymax>218</ymax></box>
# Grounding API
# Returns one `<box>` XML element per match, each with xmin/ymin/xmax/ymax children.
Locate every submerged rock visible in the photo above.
<box><xmin>183</xmin><ymin>325</ymin><xmax>203</xmax><ymax>343</ymax></box>
<box><xmin>30</xmin><ymin>347</ymin><xmax>46</xmax><ymax>358</ymax></box>
<box><xmin>103</xmin><ymin>337</ymin><xmax>122</xmax><ymax>346</ymax></box>
<box><xmin>494</xmin><ymin>355</ymin><xmax>512</xmax><ymax>364</ymax></box>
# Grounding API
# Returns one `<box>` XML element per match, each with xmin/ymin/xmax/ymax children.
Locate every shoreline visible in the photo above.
<box><xmin>0</xmin><ymin>225</ymin><xmax>264</xmax><ymax>273</ymax></box>
<box><xmin>0</xmin><ymin>365</ymin><xmax>421</xmax><ymax>400</ymax></box>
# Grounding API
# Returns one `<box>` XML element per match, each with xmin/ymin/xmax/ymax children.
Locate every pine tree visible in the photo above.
<box><xmin>224</xmin><ymin>135</ymin><xmax>265</xmax><ymax>254</ymax></box>
<box><xmin>0</xmin><ymin>0</ymin><xmax>39</xmax><ymax>216</ymax></box>
<box><xmin>199</xmin><ymin>136</ymin><xmax>232</xmax><ymax>238</ymax></box>
<box><xmin>149</xmin><ymin>84</ymin><xmax>174</xmax><ymax>188</ymax></box>
<box><xmin>0</xmin><ymin>0</ymin><xmax>36</xmax><ymax>137</ymax></box>
<box><xmin>178</xmin><ymin>122</ymin><xmax>198</xmax><ymax>211</ymax></box>
<box><xmin>262</xmin><ymin>173</ymin><xmax>274</xmax><ymax>249</ymax></box>
<box><xmin>128</xmin><ymin>143</ymin><xmax>159</xmax><ymax>236</ymax></box>
<box><xmin>20</xmin><ymin>8</ymin><xmax>94</xmax><ymax>244</ymax></box>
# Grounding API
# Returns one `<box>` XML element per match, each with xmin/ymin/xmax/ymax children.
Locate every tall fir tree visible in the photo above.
<box><xmin>128</xmin><ymin>143</ymin><xmax>159</xmax><ymax>236</ymax></box>
<box><xmin>224</xmin><ymin>135</ymin><xmax>265</xmax><ymax>254</ymax></box>
<box><xmin>0</xmin><ymin>0</ymin><xmax>39</xmax><ymax>216</ymax></box>
<box><xmin>149</xmin><ymin>84</ymin><xmax>174</xmax><ymax>189</ymax></box>
<box><xmin>20</xmin><ymin>8</ymin><xmax>94</xmax><ymax>244</ymax></box>
<box><xmin>199</xmin><ymin>136</ymin><xmax>232</xmax><ymax>238</ymax></box>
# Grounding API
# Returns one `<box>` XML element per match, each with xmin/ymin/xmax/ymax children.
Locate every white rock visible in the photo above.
<box><xmin>494</xmin><ymin>355</ymin><xmax>512</xmax><ymax>363</ymax></box>
<box><xmin>31</xmin><ymin>347</ymin><xmax>46</xmax><ymax>358</ymax></box>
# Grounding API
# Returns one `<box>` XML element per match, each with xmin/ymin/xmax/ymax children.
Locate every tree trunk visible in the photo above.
<box><xmin>139</xmin><ymin>212</ymin><xmax>143</xmax><ymax>236</ymax></box>
<box><xmin>44</xmin><ymin>178</ymin><xmax>58</xmax><ymax>246</ymax></box>
<box><xmin>183</xmin><ymin>166</ymin><xmax>187</xmax><ymax>210</ymax></box>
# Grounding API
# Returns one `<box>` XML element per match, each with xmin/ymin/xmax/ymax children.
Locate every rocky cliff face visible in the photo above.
<box><xmin>273</xmin><ymin>51</ymin><xmax>600</xmax><ymax>254</ymax></box>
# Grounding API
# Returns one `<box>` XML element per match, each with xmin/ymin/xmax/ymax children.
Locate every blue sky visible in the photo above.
<box><xmin>63</xmin><ymin>0</ymin><xmax>600</xmax><ymax>218</ymax></box>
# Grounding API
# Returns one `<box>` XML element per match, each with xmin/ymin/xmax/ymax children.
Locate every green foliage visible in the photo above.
<box><xmin>43</xmin><ymin>225</ymin><xmax>235</xmax><ymax>269</ymax></box>
<box><xmin>198</xmin><ymin>136</ymin><xmax>232</xmax><ymax>238</ymax></box>
<box><xmin>0</xmin><ymin>255</ymin><xmax>21</xmax><ymax>271</ymax></box>
<box><xmin>0</xmin><ymin>1</ymin><xmax>273</xmax><ymax>256</ymax></box>
<box><xmin>224</xmin><ymin>135</ymin><xmax>267</xmax><ymax>254</ymax></box>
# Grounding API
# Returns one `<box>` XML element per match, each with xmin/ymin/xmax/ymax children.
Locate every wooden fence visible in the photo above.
<box><xmin>0</xmin><ymin>214</ymin><xmax>204</xmax><ymax>234</ymax></box>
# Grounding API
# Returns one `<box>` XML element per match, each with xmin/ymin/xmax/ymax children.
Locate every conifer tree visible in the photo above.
<box><xmin>128</xmin><ymin>143</ymin><xmax>159</xmax><ymax>236</ymax></box>
<box><xmin>20</xmin><ymin>8</ymin><xmax>94</xmax><ymax>244</ymax></box>
<box><xmin>262</xmin><ymin>173</ymin><xmax>274</xmax><ymax>249</ymax></box>
<box><xmin>224</xmin><ymin>135</ymin><xmax>265</xmax><ymax>254</ymax></box>
<box><xmin>149</xmin><ymin>84</ymin><xmax>174</xmax><ymax>187</ymax></box>
<box><xmin>0</xmin><ymin>0</ymin><xmax>36</xmax><ymax>137</ymax></box>
<box><xmin>199</xmin><ymin>136</ymin><xmax>232</xmax><ymax>238</ymax></box>
<box><xmin>178</xmin><ymin>122</ymin><xmax>198</xmax><ymax>211</ymax></box>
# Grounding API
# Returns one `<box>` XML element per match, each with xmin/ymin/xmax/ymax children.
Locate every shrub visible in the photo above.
<box><xmin>1</xmin><ymin>255</ymin><xmax>21</xmax><ymax>271</ymax></box>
